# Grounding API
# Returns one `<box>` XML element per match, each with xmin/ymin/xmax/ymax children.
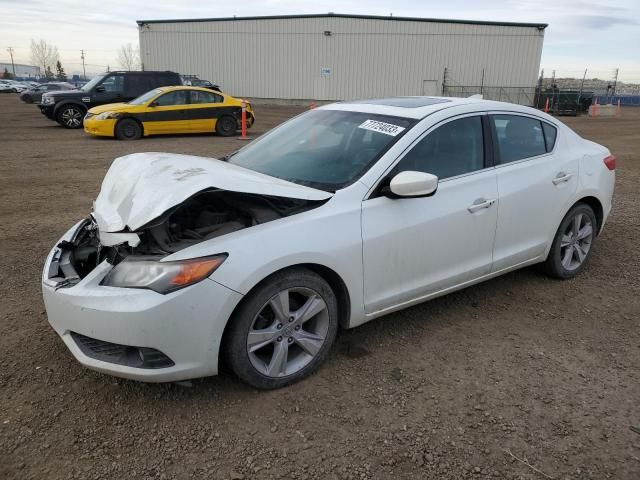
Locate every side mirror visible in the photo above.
<box><xmin>385</xmin><ymin>171</ymin><xmax>438</xmax><ymax>198</ymax></box>
<box><xmin>95</xmin><ymin>86</ymin><xmax>105</xmax><ymax>92</ymax></box>
<box><xmin>149</xmin><ymin>101</ymin><xmax>158</xmax><ymax>108</ymax></box>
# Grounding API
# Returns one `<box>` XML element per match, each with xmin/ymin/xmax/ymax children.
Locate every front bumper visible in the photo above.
<box><xmin>39</xmin><ymin>104</ymin><xmax>55</xmax><ymax>119</ymax></box>
<box><xmin>42</xmin><ymin>223</ymin><xmax>243</xmax><ymax>382</ymax></box>
<box><xmin>83</xmin><ymin>116</ymin><xmax>116</xmax><ymax>137</ymax></box>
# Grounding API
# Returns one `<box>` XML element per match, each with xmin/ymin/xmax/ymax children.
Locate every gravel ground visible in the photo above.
<box><xmin>0</xmin><ymin>95</ymin><xmax>639</xmax><ymax>480</ymax></box>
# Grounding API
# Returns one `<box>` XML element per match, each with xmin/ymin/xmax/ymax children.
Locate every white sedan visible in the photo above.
<box><xmin>42</xmin><ymin>97</ymin><xmax>615</xmax><ymax>389</ymax></box>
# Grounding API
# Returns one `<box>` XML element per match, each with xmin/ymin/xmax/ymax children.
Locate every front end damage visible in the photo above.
<box><xmin>42</xmin><ymin>152</ymin><xmax>332</xmax><ymax>381</ymax></box>
<box><xmin>46</xmin><ymin>189</ymin><xmax>324</xmax><ymax>288</ymax></box>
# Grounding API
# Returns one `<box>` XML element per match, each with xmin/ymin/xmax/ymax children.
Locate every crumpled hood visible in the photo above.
<box><xmin>93</xmin><ymin>152</ymin><xmax>333</xmax><ymax>233</ymax></box>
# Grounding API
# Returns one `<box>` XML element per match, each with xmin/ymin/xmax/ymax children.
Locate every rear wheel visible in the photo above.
<box><xmin>225</xmin><ymin>268</ymin><xmax>339</xmax><ymax>389</ymax></box>
<box><xmin>115</xmin><ymin>118</ymin><xmax>142</xmax><ymax>140</ymax></box>
<box><xmin>57</xmin><ymin>104</ymin><xmax>85</xmax><ymax>129</ymax></box>
<box><xmin>215</xmin><ymin>115</ymin><xmax>237</xmax><ymax>136</ymax></box>
<box><xmin>544</xmin><ymin>203</ymin><xmax>597</xmax><ymax>279</ymax></box>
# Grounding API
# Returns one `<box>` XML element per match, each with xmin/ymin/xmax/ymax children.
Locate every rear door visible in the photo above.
<box><xmin>124</xmin><ymin>74</ymin><xmax>154</xmax><ymax>100</ymax></box>
<box><xmin>187</xmin><ymin>90</ymin><xmax>226</xmax><ymax>132</ymax></box>
<box><xmin>142</xmin><ymin>90</ymin><xmax>190</xmax><ymax>135</ymax></box>
<box><xmin>490</xmin><ymin>113</ymin><xmax>578</xmax><ymax>271</ymax></box>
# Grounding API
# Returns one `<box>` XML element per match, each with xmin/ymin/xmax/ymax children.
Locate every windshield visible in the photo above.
<box><xmin>81</xmin><ymin>74</ymin><xmax>106</xmax><ymax>92</ymax></box>
<box><xmin>229</xmin><ymin>110</ymin><xmax>414</xmax><ymax>192</ymax></box>
<box><xmin>128</xmin><ymin>88</ymin><xmax>162</xmax><ymax>105</ymax></box>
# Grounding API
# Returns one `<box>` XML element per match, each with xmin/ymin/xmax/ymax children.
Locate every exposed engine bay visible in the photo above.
<box><xmin>49</xmin><ymin>190</ymin><xmax>324</xmax><ymax>285</ymax></box>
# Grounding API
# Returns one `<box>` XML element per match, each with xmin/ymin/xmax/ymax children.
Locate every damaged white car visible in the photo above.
<box><xmin>43</xmin><ymin>97</ymin><xmax>615</xmax><ymax>389</ymax></box>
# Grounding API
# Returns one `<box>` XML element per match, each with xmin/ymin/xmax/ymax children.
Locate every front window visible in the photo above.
<box><xmin>128</xmin><ymin>88</ymin><xmax>162</xmax><ymax>105</ymax></box>
<box><xmin>229</xmin><ymin>110</ymin><xmax>415</xmax><ymax>191</ymax></box>
<box><xmin>81</xmin><ymin>74</ymin><xmax>106</xmax><ymax>92</ymax></box>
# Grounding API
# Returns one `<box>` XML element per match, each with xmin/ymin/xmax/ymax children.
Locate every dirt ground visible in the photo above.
<box><xmin>0</xmin><ymin>95</ymin><xmax>638</xmax><ymax>480</ymax></box>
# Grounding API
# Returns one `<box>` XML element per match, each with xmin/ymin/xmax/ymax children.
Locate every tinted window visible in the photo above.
<box><xmin>126</xmin><ymin>75</ymin><xmax>153</xmax><ymax>96</ymax></box>
<box><xmin>395</xmin><ymin>116</ymin><xmax>485</xmax><ymax>180</ymax></box>
<box><xmin>191</xmin><ymin>91</ymin><xmax>223</xmax><ymax>104</ymax></box>
<box><xmin>542</xmin><ymin>122</ymin><xmax>557</xmax><ymax>152</ymax></box>
<box><xmin>155</xmin><ymin>74</ymin><xmax>180</xmax><ymax>88</ymax></box>
<box><xmin>47</xmin><ymin>85</ymin><xmax>60</xmax><ymax>91</ymax></box>
<box><xmin>154</xmin><ymin>90</ymin><xmax>188</xmax><ymax>106</ymax></box>
<box><xmin>99</xmin><ymin>74</ymin><xmax>124</xmax><ymax>93</ymax></box>
<box><xmin>492</xmin><ymin>115</ymin><xmax>546</xmax><ymax>163</ymax></box>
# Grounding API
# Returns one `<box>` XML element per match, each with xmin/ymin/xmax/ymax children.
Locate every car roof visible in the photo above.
<box><xmin>322</xmin><ymin>96</ymin><xmax>545</xmax><ymax>120</ymax></box>
<box><xmin>156</xmin><ymin>85</ymin><xmax>223</xmax><ymax>94</ymax></box>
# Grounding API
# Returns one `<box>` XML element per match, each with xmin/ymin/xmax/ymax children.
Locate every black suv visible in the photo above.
<box><xmin>39</xmin><ymin>71</ymin><xmax>182</xmax><ymax>128</ymax></box>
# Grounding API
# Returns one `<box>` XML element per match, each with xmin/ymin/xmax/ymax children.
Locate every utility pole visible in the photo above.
<box><xmin>6</xmin><ymin>47</ymin><xmax>16</xmax><ymax>76</ymax></box>
<box><xmin>80</xmin><ymin>49</ymin><xmax>86</xmax><ymax>80</ymax></box>
<box><xmin>612</xmin><ymin>68</ymin><xmax>619</xmax><ymax>97</ymax></box>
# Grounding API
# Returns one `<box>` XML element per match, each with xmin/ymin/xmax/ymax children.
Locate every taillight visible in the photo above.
<box><xmin>603</xmin><ymin>155</ymin><xmax>616</xmax><ymax>171</ymax></box>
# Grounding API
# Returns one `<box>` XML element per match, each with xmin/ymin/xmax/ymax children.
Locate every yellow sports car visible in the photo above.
<box><xmin>83</xmin><ymin>86</ymin><xmax>254</xmax><ymax>140</ymax></box>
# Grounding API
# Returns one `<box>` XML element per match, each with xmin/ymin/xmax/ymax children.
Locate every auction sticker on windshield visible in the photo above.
<box><xmin>358</xmin><ymin>119</ymin><xmax>406</xmax><ymax>137</ymax></box>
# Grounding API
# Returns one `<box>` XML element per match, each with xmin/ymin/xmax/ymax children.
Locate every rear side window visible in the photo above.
<box><xmin>126</xmin><ymin>75</ymin><xmax>154</xmax><ymax>96</ymax></box>
<box><xmin>542</xmin><ymin>122</ymin><xmax>557</xmax><ymax>152</ymax></box>
<box><xmin>492</xmin><ymin>115</ymin><xmax>546</xmax><ymax>164</ymax></box>
<box><xmin>395</xmin><ymin>116</ymin><xmax>485</xmax><ymax>180</ymax></box>
<box><xmin>190</xmin><ymin>91</ymin><xmax>223</xmax><ymax>104</ymax></box>
<box><xmin>154</xmin><ymin>74</ymin><xmax>181</xmax><ymax>88</ymax></box>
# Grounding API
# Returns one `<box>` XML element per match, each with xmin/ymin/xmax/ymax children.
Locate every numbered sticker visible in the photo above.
<box><xmin>358</xmin><ymin>119</ymin><xmax>406</xmax><ymax>137</ymax></box>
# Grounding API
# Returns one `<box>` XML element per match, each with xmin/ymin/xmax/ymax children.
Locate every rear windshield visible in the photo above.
<box><xmin>230</xmin><ymin>109</ymin><xmax>415</xmax><ymax>192</ymax></box>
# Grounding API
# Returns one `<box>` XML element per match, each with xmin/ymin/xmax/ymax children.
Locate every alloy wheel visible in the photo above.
<box><xmin>247</xmin><ymin>287</ymin><xmax>330</xmax><ymax>378</ymax></box>
<box><xmin>61</xmin><ymin>108</ymin><xmax>82</xmax><ymax>128</ymax></box>
<box><xmin>560</xmin><ymin>212</ymin><xmax>593</xmax><ymax>271</ymax></box>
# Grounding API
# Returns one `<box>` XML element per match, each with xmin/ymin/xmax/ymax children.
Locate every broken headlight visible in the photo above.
<box><xmin>101</xmin><ymin>254</ymin><xmax>227</xmax><ymax>294</ymax></box>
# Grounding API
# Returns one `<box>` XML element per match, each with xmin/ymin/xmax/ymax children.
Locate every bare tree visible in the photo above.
<box><xmin>116</xmin><ymin>44</ymin><xmax>140</xmax><ymax>71</ymax></box>
<box><xmin>30</xmin><ymin>39</ymin><xmax>60</xmax><ymax>77</ymax></box>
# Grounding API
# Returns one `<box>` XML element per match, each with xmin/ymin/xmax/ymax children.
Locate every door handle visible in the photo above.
<box><xmin>467</xmin><ymin>198</ymin><xmax>496</xmax><ymax>213</ymax></box>
<box><xmin>552</xmin><ymin>172</ymin><xmax>573</xmax><ymax>185</ymax></box>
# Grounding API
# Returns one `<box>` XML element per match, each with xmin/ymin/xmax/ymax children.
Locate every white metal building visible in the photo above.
<box><xmin>137</xmin><ymin>13</ymin><xmax>546</xmax><ymax>103</ymax></box>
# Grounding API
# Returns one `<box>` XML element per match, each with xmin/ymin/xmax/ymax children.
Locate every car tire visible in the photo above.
<box><xmin>225</xmin><ymin>268</ymin><xmax>339</xmax><ymax>389</ymax></box>
<box><xmin>215</xmin><ymin>115</ymin><xmax>237</xmax><ymax>137</ymax></box>
<box><xmin>544</xmin><ymin>203</ymin><xmax>597</xmax><ymax>279</ymax></box>
<box><xmin>57</xmin><ymin>104</ymin><xmax>85</xmax><ymax>129</ymax></box>
<box><xmin>115</xmin><ymin>118</ymin><xmax>143</xmax><ymax>140</ymax></box>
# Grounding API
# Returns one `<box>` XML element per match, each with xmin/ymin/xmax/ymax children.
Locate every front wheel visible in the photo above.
<box><xmin>544</xmin><ymin>203</ymin><xmax>597</xmax><ymax>279</ymax></box>
<box><xmin>225</xmin><ymin>268</ymin><xmax>339</xmax><ymax>389</ymax></box>
<box><xmin>115</xmin><ymin>118</ymin><xmax>142</xmax><ymax>140</ymax></box>
<box><xmin>215</xmin><ymin>115</ymin><xmax>237</xmax><ymax>137</ymax></box>
<box><xmin>57</xmin><ymin>105</ymin><xmax>85</xmax><ymax>129</ymax></box>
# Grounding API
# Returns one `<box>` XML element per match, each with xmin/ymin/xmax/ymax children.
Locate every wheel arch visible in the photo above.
<box><xmin>575</xmin><ymin>196</ymin><xmax>604</xmax><ymax>234</ymax></box>
<box><xmin>218</xmin><ymin>262</ymin><xmax>351</xmax><ymax>366</ymax></box>
<box><xmin>53</xmin><ymin>99</ymin><xmax>87</xmax><ymax>117</ymax></box>
<box><xmin>116</xmin><ymin>116</ymin><xmax>145</xmax><ymax>137</ymax></box>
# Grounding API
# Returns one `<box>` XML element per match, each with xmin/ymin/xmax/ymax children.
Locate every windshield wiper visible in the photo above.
<box><xmin>220</xmin><ymin>151</ymin><xmax>238</xmax><ymax>162</ymax></box>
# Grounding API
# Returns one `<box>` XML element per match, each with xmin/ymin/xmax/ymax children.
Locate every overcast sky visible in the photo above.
<box><xmin>1</xmin><ymin>0</ymin><xmax>638</xmax><ymax>81</ymax></box>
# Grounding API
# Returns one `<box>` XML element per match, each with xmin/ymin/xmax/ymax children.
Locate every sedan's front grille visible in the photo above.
<box><xmin>71</xmin><ymin>332</ymin><xmax>174</xmax><ymax>369</ymax></box>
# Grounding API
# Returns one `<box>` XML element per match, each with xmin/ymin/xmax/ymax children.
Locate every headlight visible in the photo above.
<box><xmin>102</xmin><ymin>254</ymin><xmax>227</xmax><ymax>294</ymax></box>
<box><xmin>96</xmin><ymin>111</ymin><xmax>122</xmax><ymax>120</ymax></box>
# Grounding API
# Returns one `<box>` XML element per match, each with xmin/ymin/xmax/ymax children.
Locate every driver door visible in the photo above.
<box><xmin>361</xmin><ymin>114</ymin><xmax>499</xmax><ymax>314</ymax></box>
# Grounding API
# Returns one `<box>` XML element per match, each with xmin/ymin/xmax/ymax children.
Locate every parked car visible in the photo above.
<box><xmin>42</xmin><ymin>97</ymin><xmax>615</xmax><ymax>389</ymax></box>
<box><xmin>83</xmin><ymin>86</ymin><xmax>254</xmax><ymax>139</ymax></box>
<box><xmin>39</xmin><ymin>71</ymin><xmax>182</xmax><ymax>128</ymax></box>
<box><xmin>185</xmin><ymin>78</ymin><xmax>221</xmax><ymax>92</ymax></box>
<box><xmin>20</xmin><ymin>82</ymin><xmax>76</xmax><ymax>104</ymax></box>
<box><xmin>0</xmin><ymin>81</ymin><xmax>14</xmax><ymax>93</ymax></box>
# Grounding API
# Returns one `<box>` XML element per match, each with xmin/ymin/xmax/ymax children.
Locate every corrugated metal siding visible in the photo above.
<box><xmin>139</xmin><ymin>17</ymin><xmax>544</xmax><ymax>101</ymax></box>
